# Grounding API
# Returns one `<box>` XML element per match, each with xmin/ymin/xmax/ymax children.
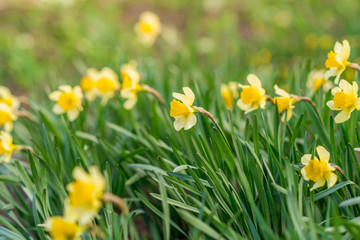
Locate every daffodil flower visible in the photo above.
<box><xmin>273</xmin><ymin>85</ymin><xmax>296</xmax><ymax>121</ymax></box>
<box><xmin>237</xmin><ymin>74</ymin><xmax>267</xmax><ymax>113</ymax></box>
<box><xmin>0</xmin><ymin>86</ymin><xmax>20</xmax><ymax>111</ymax></box>
<box><xmin>42</xmin><ymin>216</ymin><xmax>85</xmax><ymax>240</ymax></box>
<box><xmin>120</xmin><ymin>61</ymin><xmax>143</xmax><ymax>109</ymax></box>
<box><xmin>306</xmin><ymin>69</ymin><xmax>333</xmax><ymax>94</ymax></box>
<box><xmin>80</xmin><ymin>68</ymin><xmax>98</xmax><ymax>101</ymax></box>
<box><xmin>0</xmin><ymin>103</ymin><xmax>17</xmax><ymax>132</ymax></box>
<box><xmin>0</xmin><ymin>131</ymin><xmax>17</xmax><ymax>163</ymax></box>
<box><xmin>327</xmin><ymin>80</ymin><xmax>360</xmax><ymax>123</ymax></box>
<box><xmin>93</xmin><ymin>67</ymin><xmax>120</xmax><ymax>105</ymax></box>
<box><xmin>135</xmin><ymin>11</ymin><xmax>161</xmax><ymax>46</ymax></box>
<box><xmin>49</xmin><ymin>85</ymin><xmax>83</xmax><ymax>121</ymax></box>
<box><xmin>301</xmin><ymin>146</ymin><xmax>337</xmax><ymax>191</ymax></box>
<box><xmin>66</xmin><ymin>166</ymin><xmax>105</xmax><ymax>225</ymax></box>
<box><xmin>170</xmin><ymin>87</ymin><xmax>197</xmax><ymax>131</ymax></box>
<box><xmin>221</xmin><ymin>82</ymin><xmax>238</xmax><ymax>110</ymax></box>
<box><xmin>325</xmin><ymin>40</ymin><xmax>350</xmax><ymax>84</ymax></box>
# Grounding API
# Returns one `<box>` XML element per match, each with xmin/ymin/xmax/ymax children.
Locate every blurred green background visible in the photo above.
<box><xmin>1</xmin><ymin>0</ymin><xmax>360</xmax><ymax>95</ymax></box>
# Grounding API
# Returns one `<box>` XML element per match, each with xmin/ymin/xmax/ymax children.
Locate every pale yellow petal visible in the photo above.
<box><xmin>274</xmin><ymin>85</ymin><xmax>289</xmax><ymax>97</ymax></box>
<box><xmin>325</xmin><ymin>172</ymin><xmax>338</xmax><ymax>188</ymax></box>
<box><xmin>301</xmin><ymin>167</ymin><xmax>309</xmax><ymax>180</ymax></box>
<box><xmin>67</xmin><ymin>109</ymin><xmax>79</xmax><ymax>121</ymax></box>
<box><xmin>334</xmin><ymin>108</ymin><xmax>352</xmax><ymax>123</ymax></box>
<box><xmin>339</xmin><ymin>80</ymin><xmax>352</xmax><ymax>94</ymax></box>
<box><xmin>53</xmin><ymin>104</ymin><xmax>65</xmax><ymax>114</ymax></box>
<box><xmin>184</xmin><ymin>113</ymin><xmax>197</xmax><ymax>130</ymax></box>
<box><xmin>247</xmin><ymin>74</ymin><xmax>262</xmax><ymax>89</ymax></box>
<box><xmin>310</xmin><ymin>178</ymin><xmax>326</xmax><ymax>191</ymax></box>
<box><xmin>301</xmin><ymin>154</ymin><xmax>312</xmax><ymax>165</ymax></box>
<box><xmin>316</xmin><ymin>146</ymin><xmax>330</xmax><ymax>162</ymax></box>
<box><xmin>174</xmin><ymin>116</ymin><xmax>186</xmax><ymax>131</ymax></box>
<box><xmin>327</xmin><ymin>100</ymin><xmax>341</xmax><ymax>111</ymax></box>
<box><xmin>49</xmin><ymin>91</ymin><xmax>62</xmax><ymax>101</ymax></box>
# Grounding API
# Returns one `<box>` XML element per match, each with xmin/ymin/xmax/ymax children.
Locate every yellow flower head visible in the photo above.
<box><xmin>0</xmin><ymin>131</ymin><xmax>17</xmax><ymax>163</ymax></box>
<box><xmin>135</xmin><ymin>11</ymin><xmax>162</xmax><ymax>46</ymax></box>
<box><xmin>42</xmin><ymin>216</ymin><xmax>84</xmax><ymax>240</ymax></box>
<box><xmin>221</xmin><ymin>82</ymin><xmax>238</xmax><ymax>110</ymax></box>
<box><xmin>237</xmin><ymin>74</ymin><xmax>267</xmax><ymax>113</ymax></box>
<box><xmin>49</xmin><ymin>85</ymin><xmax>83</xmax><ymax>122</ymax></box>
<box><xmin>80</xmin><ymin>68</ymin><xmax>99</xmax><ymax>101</ymax></box>
<box><xmin>273</xmin><ymin>85</ymin><xmax>296</xmax><ymax>121</ymax></box>
<box><xmin>170</xmin><ymin>87</ymin><xmax>197</xmax><ymax>131</ymax></box>
<box><xmin>94</xmin><ymin>67</ymin><xmax>120</xmax><ymax>105</ymax></box>
<box><xmin>0</xmin><ymin>86</ymin><xmax>20</xmax><ymax>111</ymax></box>
<box><xmin>300</xmin><ymin>146</ymin><xmax>337</xmax><ymax>191</ymax></box>
<box><xmin>306</xmin><ymin>69</ymin><xmax>333</xmax><ymax>93</ymax></box>
<box><xmin>120</xmin><ymin>61</ymin><xmax>143</xmax><ymax>110</ymax></box>
<box><xmin>66</xmin><ymin>166</ymin><xmax>105</xmax><ymax>224</ymax></box>
<box><xmin>327</xmin><ymin>80</ymin><xmax>360</xmax><ymax>123</ymax></box>
<box><xmin>0</xmin><ymin>103</ymin><xmax>17</xmax><ymax>132</ymax></box>
<box><xmin>325</xmin><ymin>40</ymin><xmax>351</xmax><ymax>84</ymax></box>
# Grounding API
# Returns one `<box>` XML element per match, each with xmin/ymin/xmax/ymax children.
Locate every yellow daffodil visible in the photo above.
<box><xmin>0</xmin><ymin>86</ymin><xmax>20</xmax><ymax>111</ymax></box>
<box><xmin>80</xmin><ymin>68</ymin><xmax>98</xmax><ymax>101</ymax></box>
<box><xmin>327</xmin><ymin>80</ymin><xmax>360</xmax><ymax>123</ymax></box>
<box><xmin>0</xmin><ymin>131</ymin><xmax>17</xmax><ymax>163</ymax></box>
<box><xmin>307</xmin><ymin>69</ymin><xmax>333</xmax><ymax>93</ymax></box>
<box><xmin>135</xmin><ymin>11</ymin><xmax>161</xmax><ymax>46</ymax></box>
<box><xmin>120</xmin><ymin>61</ymin><xmax>143</xmax><ymax>109</ymax></box>
<box><xmin>301</xmin><ymin>146</ymin><xmax>337</xmax><ymax>191</ymax></box>
<box><xmin>170</xmin><ymin>87</ymin><xmax>197</xmax><ymax>131</ymax></box>
<box><xmin>93</xmin><ymin>67</ymin><xmax>120</xmax><ymax>105</ymax></box>
<box><xmin>66</xmin><ymin>166</ymin><xmax>105</xmax><ymax>224</ymax></box>
<box><xmin>273</xmin><ymin>85</ymin><xmax>296</xmax><ymax>121</ymax></box>
<box><xmin>42</xmin><ymin>216</ymin><xmax>84</xmax><ymax>240</ymax></box>
<box><xmin>49</xmin><ymin>85</ymin><xmax>83</xmax><ymax>121</ymax></box>
<box><xmin>237</xmin><ymin>74</ymin><xmax>267</xmax><ymax>113</ymax></box>
<box><xmin>325</xmin><ymin>40</ymin><xmax>350</xmax><ymax>84</ymax></box>
<box><xmin>0</xmin><ymin>103</ymin><xmax>17</xmax><ymax>132</ymax></box>
<box><xmin>221</xmin><ymin>82</ymin><xmax>238</xmax><ymax>110</ymax></box>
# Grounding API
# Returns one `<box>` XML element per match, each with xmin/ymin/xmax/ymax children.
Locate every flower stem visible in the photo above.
<box><xmin>349</xmin><ymin>62</ymin><xmax>360</xmax><ymax>72</ymax></box>
<box><xmin>192</xmin><ymin>106</ymin><xmax>217</xmax><ymax>125</ymax></box>
<box><xmin>265</xmin><ymin>95</ymin><xmax>275</xmax><ymax>104</ymax></box>
<box><xmin>142</xmin><ymin>84</ymin><xmax>165</xmax><ymax>104</ymax></box>
<box><xmin>102</xmin><ymin>193</ymin><xmax>129</xmax><ymax>215</ymax></box>
<box><xmin>289</xmin><ymin>94</ymin><xmax>315</xmax><ymax>106</ymax></box>
<box><xmin>15</xmin><ymin>110</ymin><xmax>35</xmax><ymax>120</ymax></box>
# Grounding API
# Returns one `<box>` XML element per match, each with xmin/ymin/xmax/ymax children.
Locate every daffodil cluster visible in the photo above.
<box><xmin>42</xmin><ymin>166</ymin><xmax>105</xmax><ymax>240</ymax></box>
<box><xmin>324</xmin><ymin>40</ymin><xmax>360</xmax><ymax>123</ymax></box>
<box><xmin>0</xmin><ymin>86</ymin><xmax>21</xmax><ymax>163</ymax></box>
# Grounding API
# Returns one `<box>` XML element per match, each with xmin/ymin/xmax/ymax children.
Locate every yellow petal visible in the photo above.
<box><xmin>247</xmin><ymin>74</ymin><xmax>262</xmax><ymax>89</ymax></box>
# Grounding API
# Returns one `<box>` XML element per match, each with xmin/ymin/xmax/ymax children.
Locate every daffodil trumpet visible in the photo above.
<box><xmin>102</xmin><ymin>192</ymin><xmax>129</xmax><ymax>215</ymax></box>
<box><xmin>141</xmin><ymin>84</ymin><xmax>165</xmax><ymax>104</ymax></box>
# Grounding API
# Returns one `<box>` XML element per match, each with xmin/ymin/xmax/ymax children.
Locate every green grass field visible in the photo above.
<box><xmin>1</xmin><ymin>0</ymin><xmax>360</xmax><ymax>239</ymax></box>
